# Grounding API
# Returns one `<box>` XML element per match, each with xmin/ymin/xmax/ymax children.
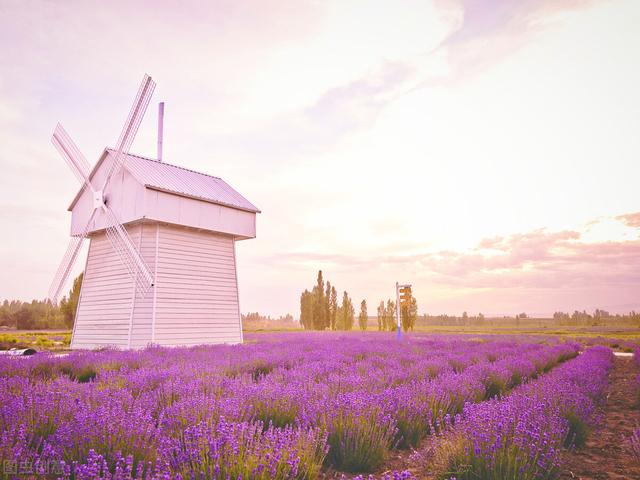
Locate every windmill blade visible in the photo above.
<box><xmin>102</xmin><ymin>74</ymin><xmax>156</xmax><ymax>190</ymax></box>
<box><xmin>50</xmin><ymin>75</ymin><xmax>156</xmax><ymax>303</ymax></box>
<box><xmin>48</xmin><ymin>235</ymin><xmax>86</xmax><ymax>304</ymax></box>
<box><xmin>101</xmin><ymin>205</ymin><xmax>154</xmax><ymax>296</ymax></box>
<box><xmin>115</xmin><ymin>74</ymin><xmax>156</xmax><ymax>153</ymax></box>
<box><xmin>52</xmin><ymin>123</ymin><xmax>93</xmax><ymax>186</ymax></box>
<box><xmin>49</xmin><ymin>204</ymin><xmax>154</xmax><ymax>303</ymax></box>
<box><xmin>49</xmin><ymin>207</ymin><xmax>101</xmax><ymax>303</ymax></box>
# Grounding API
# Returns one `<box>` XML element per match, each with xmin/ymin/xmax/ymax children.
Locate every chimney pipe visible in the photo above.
<box><xmin>157</xmin><ymin>102</ymin><xmax>164</xmax><ymax>162</ymax></box>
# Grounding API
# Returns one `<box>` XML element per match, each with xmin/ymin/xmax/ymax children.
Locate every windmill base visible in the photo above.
<box><xmin>71</xmin><ymin>221</ymin><xmax>244</xmax><ymax>349</ymax></box>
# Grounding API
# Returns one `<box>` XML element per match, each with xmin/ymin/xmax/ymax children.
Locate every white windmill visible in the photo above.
<box><xmin>50</xmin><ymin>74</ymin><xmax>259</xmax><ymax>349</ymax></box>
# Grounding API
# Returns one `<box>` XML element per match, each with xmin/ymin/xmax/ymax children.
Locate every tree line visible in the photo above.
<box><xmin>299</xmin><ymin>271</ymin><xmax>418</xmax><ymax>332</ymax></box>
<box><xmin>242</xmin><ymin>312</ymin><xmax>295</xmax><ymax>323</ymax></box>
<box><xmin>376</xmin><ymin>296</ymin><xmax>418</xmax><ymax>332</ymax></box>
<box><xmin>0</xmin><ymin>274</ymin><xmax>83</xmax><ymax>330</ymax></box>
<box><xmin>414</xmin><ymin>310</ymin><xmax>640</xmax><ymax>327</ymax></box>
<box><xmin>299</xmin><ymin>271</ymin><xmax>369</xmax><ymax>331</ymax></box>
<box><xmin>552</xmin><ymin>309</ymin><xmax>640</xmax><ymax>326</ymax></box>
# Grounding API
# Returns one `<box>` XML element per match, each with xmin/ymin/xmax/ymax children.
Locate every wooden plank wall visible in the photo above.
<box><xmin>71</xmin><ymin>229</ymin><xmax>135</xmax><ymax>348</ymax></box>
<box><xmin>71</xmin><ymin>222</ymin><xmax>242</xmax><ymax>349</ymax></box>
<box><xmin>154</xmin><ymin>224</ymin><xmax>242</xmax><ymax>345</ymax></box>
<box><xmin>128</xmin><ymin>223</ymin><xmax>156</xmax><ymax>348</ymax></box>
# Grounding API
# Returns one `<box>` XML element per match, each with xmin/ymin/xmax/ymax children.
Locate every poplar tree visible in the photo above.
<box><xmin>313</xmin><ymin>270</ymin><xmax>327</xmax><ymax>329</ymax></box>
<box><xmin>325</xmin><ymin>281</ymin><xmax>332</xmax><ymax>329</ymax></box>
<box><xmin>340</xmin><ymin>291</ymin><xmax>355</xmax><ymax>331</ymax></box>
<box><xmin>401</xmin><ymin>296</ymin><xmax>418</xmax><ymax>332</ymax></box>
<box><xmin>299</xmin><ymin>290</ymin><xmax>314</xmax><ymax>329</ymax></box>
<box><xmin>358</xmin><ymin>300</ymin><xmax>368</xmax><ymax>331</ymax></box>
<box><xmin>377</xmin><ymin>301</ymin><xmax>384</xmax><ymax>331</ymax></box>
<box><xmin>330</xmin><ymin>286</ymin><xmax>338</xmax><ymax>330</ymax></box>
<box><xmin>385</xmin><ymin>299</ymin><xmax>396</xmax><ymax>331</ymax></box>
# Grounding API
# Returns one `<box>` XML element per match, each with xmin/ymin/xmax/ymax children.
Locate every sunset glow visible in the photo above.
<box><xmin>1</xmin><ymin>0</ymin><xmax>638</xmax><ymax>316</ymax></box>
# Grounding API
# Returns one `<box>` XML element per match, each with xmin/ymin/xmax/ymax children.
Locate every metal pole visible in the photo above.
<box><xmin>157</xmin><ymin>102</ymin><xmax>165</xmax><ymax>162</ymax></box>
<box><xmin>395</xmin><ymin>281</ymin><xmax>401</xmax><ymax>339</ymax></box>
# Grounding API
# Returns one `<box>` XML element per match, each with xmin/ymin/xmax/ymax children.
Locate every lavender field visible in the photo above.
<box><xmin>0</xmin><ymin>334</ymin><xmax>617</xmax><ymax>479</ymax></box>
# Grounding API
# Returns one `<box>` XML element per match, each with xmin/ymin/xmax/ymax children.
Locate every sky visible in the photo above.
<box><xmin>0</xmin><ymin>0</ymin><xmax>639</xmax><ymax>317</ymax></box>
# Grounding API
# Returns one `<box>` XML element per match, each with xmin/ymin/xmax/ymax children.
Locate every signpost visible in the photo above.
<box><xmin>395</xmin><ymin>282</ymin><xmax>412</xmax><ymax>339</ymax></box>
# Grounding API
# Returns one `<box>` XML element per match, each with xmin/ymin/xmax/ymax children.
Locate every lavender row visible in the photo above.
<box><xmin>434</xmin><ymin>346</ymin><xmax>614</xmax><ymax>480</ymax></box>
<box><xmin>0</xmin><ymin>334</ymin><xmax>578</xmax><ymax>478</ymax></box>
<box><xmin>632</xmin><ymin>346</ymin><xmax>640</xmax><ymax>463</ymax></box>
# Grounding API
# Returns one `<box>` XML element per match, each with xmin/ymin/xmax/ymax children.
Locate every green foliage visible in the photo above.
<box><xmin>330</xmin><ymin>286</ymin><xmax>338</xmax><ymax>331</ymax></box>
<box><xmin>76</xmin><ymin>366</ymin><xmax>98</xmax><ymax>383</ymax></box>
<box><xmin>381</xmin><ymin>299</ymin><xmax>396</xmax><ymax>331</ymax></box>
<box><xmin>251</xmin><ymin>397</ymin><xmax>300</xmax><ymax>429</ymax></box>
<box><xmin>224</xmin><ymin>359</ymin><xmax>276</xmax><ymax>381</ymax></box>
<box><xmin>563</xmin><ymin>411</ymin><xmax>589</xmax><ymax>448</ymax></box>
<box><xmin>35</xmin><ymin>336</ymin><xmax>54</xmax><ymax>348</ymax></box>
<box><xmin>336</xmin><ymin>291</ymin><xmax>355</xmax><ymax>331</ymax></box>
<box><xmin>28</xmin><ymin>361</ymin><xmax>97</xmax><ymax>383</ymax></box>
<box><xmin>394</xmin><ymin>407</ymin><xmax>430</xmax><ymax>449</ymax></box>
<box><xmin>242</xmin><ymin>312</ymin><xmax>297</xmax><ymax>331</ymax></box>
<box><xmin>437</xmin><ymin>438</ymin><xmax>560</xmax><ymax>480</ymax></box>
<box><xmin>483</xmin><ymin>373</ymin><xmax>508</xmax><ymax>399</ymax></box>
<box><xmin>30</xmin><ymin>362</ymin><xmax>57</xmax><ymax>381</ymax></box>
<box><xmin>313</xmin><ymin>271</ymin><xmax>328</xmax><ymax>330</ymax></box>
<box><xmin>401</xmin><ymin>297</ymin><xmax>418</xmax><ymax>332</ymax></box>
<box><xmin>59</xmin><ymin>273</ymin><xmax>83</xmax><ymax>329</ymax></box>
<box><xmin>0</xmin><ymin>273</ymin><xmax>83</xmax><ymax>331</ymax></box>
<box><xmin>250</xmin><ymin>361</ymin><xmax>275</xmax><ymax>381</ymax></box>
<box><xmin>57</xmin><ymin>361</ymin><xmax>98</xmax><ymax>383</ymax></box>
<box><xmin>325</xmin><ymin>281</ymin><xmax>332</xmax><ymax>330</ymax></box>
<box><xmin>358</xmin><ymin>300</ymin><xmax>368</xmax><ymax>331</ymax></box>
<box><xmin>299</xmin><ymin>271</ymin><xmax>354</xmax><ymax>331</ymax></box>
<box><xmin>0</xmin><ymin>331</ymin><xmax>70</xmax><ymax>352</ymax></box>
<box><xmin>324</xmin><ymin>409</ymin><xmax>394</xmax><ymax>472</ymax></box>
<box><xmin>300</xmin><ymin>290</ymin><xmax>315</xmax><ymax>330</ymax></box>
<box><xmin>173</xmin><ymin>422</ymin><xmax>327</xmax><ymax>480</ymax></box>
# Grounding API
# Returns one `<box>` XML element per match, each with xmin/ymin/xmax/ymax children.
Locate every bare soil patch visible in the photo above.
<box><xmin>558</xmin><ymin>356</ymin><xmax>640</xmax><ymax>479</ymax></box>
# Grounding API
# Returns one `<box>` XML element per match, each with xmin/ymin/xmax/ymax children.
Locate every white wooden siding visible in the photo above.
<box><xmin>71</xmin><ymin>228</ymin><xmax>135</xmax><ymax>349</ymax></box>
<box><xmin>144</xmin><ymin>189</ymin><xmax>256</xmax><ymax>239</ymax></box>
<box><xmin>71</xmin><ymin>221</ymin><xmax>242</xmax><ymax>349</ymax></box>
<box><xmin>154</xmin><ymin>224</ymin><xmax>242</xmax><ymax>346</ymax></box>
<box><xmin>128</xmin><ymin>223</ymin><xmax>156</xmax><ymax>348</ymax></box>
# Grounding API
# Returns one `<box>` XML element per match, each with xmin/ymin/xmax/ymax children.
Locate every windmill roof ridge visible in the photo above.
<box><xmin>105</xmin><ymin>148</ymin><xmax>223</xmax><ymax>180</ymax></box>
<box><xmin>104</xmin><ymin>148</ymin><xmax>260</xmax><ymax>214</ymax></box>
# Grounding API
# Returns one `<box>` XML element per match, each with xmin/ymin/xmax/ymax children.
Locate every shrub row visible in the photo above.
<box><xmin>435</xmin><ymin>346</ymin><xmax>614</xmax><ymax>480</ymax></box>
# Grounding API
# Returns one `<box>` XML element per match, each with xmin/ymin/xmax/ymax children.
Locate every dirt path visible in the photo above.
<box><xmin>376</xmin><ymin>355</ymin><xmax>640</xmax><ymax>480</ymax></box>
<box><xmin>322</xmin><ymin>356</ymin><xmax>640</xmax><ymax>479</ymax></box>
<box><xmin>559</xmin><ymin>356</ymin><xmax>640</xmax><ymax>480</ymax></box>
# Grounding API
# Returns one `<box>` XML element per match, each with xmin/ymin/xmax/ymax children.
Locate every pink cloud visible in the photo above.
<box><xmin>418</xmin><ymin>229</ymin><xmax>583</xmax><ymax>277</ymax></box>
<box><xmin>274</xmin><ymin>213</ymin><xmax>640</xmax><ymax>314</ymax></box>
<box><xmin>420</xmin><ymin>229</ymin><xmax>640</xmax><ymax>289</ymax></box>
<box><xmin>616</xmin><ymin>211</ymin><xmax>640</xmax><ymax>228</ymax></box>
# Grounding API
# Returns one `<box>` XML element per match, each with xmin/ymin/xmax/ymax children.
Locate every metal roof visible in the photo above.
<box><xmin>69</xmin><ymin>149</ymin><xmax>260</xmax><ymax>213</ymax></box>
